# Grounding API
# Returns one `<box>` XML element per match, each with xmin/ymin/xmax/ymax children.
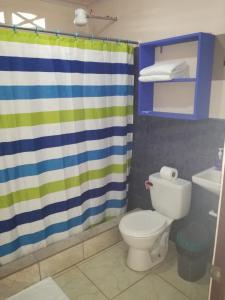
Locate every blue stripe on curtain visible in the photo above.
<box><xmin>0</xmin><ymin>85</ymin><xmax>133</xmax><ymax>100</ymax></box>
<box><xmin>0</xmin><ymin>199</ymin><xmax>127</xmax><ymax>256</ymax></box>
<box><xmin>0</xmin><ymin>181</ymin><xmax>126</xmax><ymax>233</ymax></box>
<box><xmin>0</xmin><ymin>56</ymin><xmax>134</xmax><ymax>74</ymax></box>
<box><xmin>0</xmin><ymin>125</ymin><xmax>133</xmax><ymax>156</ymax></box>
<box><xmin>0</xmin><ymin>143</ymin><xmax>133</xmax><ymax>183</ymax></box>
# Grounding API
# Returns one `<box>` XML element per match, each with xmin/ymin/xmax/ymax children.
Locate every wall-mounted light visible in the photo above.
<box><xmin>74</xmin><ymin>8</ymin><xmax>117</xmax><ymax>26</ymax></box>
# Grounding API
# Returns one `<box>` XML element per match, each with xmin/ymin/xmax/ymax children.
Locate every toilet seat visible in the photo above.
<box><xmin>119</xmin><ymin>210</ymin><xmax>167</xmax><ymax>238</ymax></box>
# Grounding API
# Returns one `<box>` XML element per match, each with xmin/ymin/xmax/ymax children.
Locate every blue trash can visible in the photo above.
<box><xmin>176</xmin><ymin>222</ymin><xmax>211</xmax><ymax>282</ymax></box>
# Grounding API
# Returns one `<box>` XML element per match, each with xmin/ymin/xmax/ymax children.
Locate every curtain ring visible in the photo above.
<box><xmin>56</xmin><ymin>29</ymin><xmax>60</xmax><ymax>38</ymax></box>
<box><xmin>74</xmin><ymin>32</ymin><xmax>79</xmax><ymax>40</ymax></box>
<box><xmin>104</xmin><ymin>36</ymin><xmax>109</xmax><ymax>44</ymax></box>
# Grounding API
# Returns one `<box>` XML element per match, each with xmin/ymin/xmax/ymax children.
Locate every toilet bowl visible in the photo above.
<box><xmin>119</xmin><ymin>210</ymin><xmax>172</xmax><ymax>271</ymax></box>
<box><xmin>119</xmin><ymin>171</ymin><xmax>192</xmax><ymax>271</ymax></box>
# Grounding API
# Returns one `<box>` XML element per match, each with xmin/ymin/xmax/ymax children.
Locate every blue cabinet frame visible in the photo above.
<box><xmin>138</xmin><ymin>32</ymin><xmax>215</xmax><ymax>120</ymax></box>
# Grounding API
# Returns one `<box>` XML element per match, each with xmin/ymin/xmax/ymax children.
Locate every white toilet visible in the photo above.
<box><xmin>119</xmin><ymin>172</ymin><xmax>192</xmax><ymax>271</ymax></box>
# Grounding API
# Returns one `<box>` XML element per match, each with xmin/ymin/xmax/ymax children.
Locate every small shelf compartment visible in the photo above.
<box><xmin>138</xmin><ymin>32</ymin><xmax>215</xmax><ymax>120</ymax></box>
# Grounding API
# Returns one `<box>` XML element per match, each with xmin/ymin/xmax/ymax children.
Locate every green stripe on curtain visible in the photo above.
<box><xmin>0</xmin><ymin>29</ymin><xmax>134</xmax><ymax>54</ymax></box>
<box><xmin>0</xmin><ymin>105</ymin><xmax>133</xmax><ymax>128</ymax></box>
<box><xmin>0</xmin><ymin>161</ymin><xmax>130</xmax><ymax>208</ymax></box>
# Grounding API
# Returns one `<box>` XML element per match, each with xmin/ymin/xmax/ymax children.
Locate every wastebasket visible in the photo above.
<box><xmin>176</xmin><ymin>222</ymin><xmax>211</xmax><ymax>282</ymax></box>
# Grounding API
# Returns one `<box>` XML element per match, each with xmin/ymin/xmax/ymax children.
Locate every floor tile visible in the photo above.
<box><xmin>77</xmin><ymin>241</ymin><xmax>148</xmax><ymax>299</ymax></box>
<box><xmin>83</xmin><ymin>227</ymin><xmax>121</xmax><ymax>258</ymax></box>
<box><xmin>39</xmin><ymin>243</ymin><xmax>84</xmax><ymax>278</ymax></box>
<box><xmin>0</xmin><ymin>264</ymin><xmax>40</xmax><ymax>300</ymax></box>
<box><xmin>54</xmin><ymin>266</ymin><xmax>107</xmax><ymax>300</ymax></box>
<box><xmin>114</xmin><ymin>273</ymin><xmax>189</xmax><ymax>300</ymax></box>
<box><xmin>154</xmin><ymin>251</ymin><xmax>210</xmax><ymax>300</ymax></box>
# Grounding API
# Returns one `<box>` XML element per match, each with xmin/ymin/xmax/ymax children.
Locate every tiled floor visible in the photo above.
<box><xmin>54</xmin><ymin>241</ymin><xmax>210</xmax><ymax>300</ymax></box>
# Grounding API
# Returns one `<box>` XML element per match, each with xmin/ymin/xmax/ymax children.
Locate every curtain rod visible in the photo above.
<box><xmin>0</xmin><ymin>24</ymin><xmax>139</xmax><ymax>45</ymax></box>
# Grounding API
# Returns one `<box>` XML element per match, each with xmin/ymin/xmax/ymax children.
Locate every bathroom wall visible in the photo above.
<box><xmin>128</xmin><ymin>111</ymin><xmax>224</xmax><ymax>241</ymax></box>
<box><xmin>89</xmin><ymin>0</ymin><xmax>225</xmax><ymax>119</ymax></box>
<box><xmin>128</xmin><ymin>111</ymin><xmax>225</xmax><ymax>213</ymax></box>
<box><xmin>1</xmin><ymin>0</ymin><xmax>224</xmax><ymax>117</ymax></box>
<box><xmin>0</xmin><ymin>0</ymin><xmax>89</xmax><ymax>33</ymax></box>
<box><xmin>1</xmin><ymin>0</ymin><xmax>224</xmax><ymax>243</ymax></box>
<box><xmin>126</xmin><ymin>49</ymin><xmax>225</xmax><ymax>243</ymax></box>
<box><xmin>88</xmin><ymin>0</ymin><xmax>225</xmax><ymax>243</ymax></box>
<box><xmin>89</xmin><ymin>0</ymin><xmax>225</xmax><ymax>41</ymax></box>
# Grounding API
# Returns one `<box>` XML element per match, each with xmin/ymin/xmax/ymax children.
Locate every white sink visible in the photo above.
<box><xmin>192</xmin><ymin>167</ymin><xmax>222</xmax><ymax>195</ymax></box>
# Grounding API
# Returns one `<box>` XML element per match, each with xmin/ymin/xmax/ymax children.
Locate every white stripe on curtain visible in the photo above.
<box><xmin>0</xmin><ymin>41</ymin><xmax>133</xmax><ymax>63</ymax></box>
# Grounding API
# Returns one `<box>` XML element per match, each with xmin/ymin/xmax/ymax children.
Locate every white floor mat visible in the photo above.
<box><xmin>7</xmin><ymin>277</ymin><xmax>69</xmax><ymax>300</ymax></box>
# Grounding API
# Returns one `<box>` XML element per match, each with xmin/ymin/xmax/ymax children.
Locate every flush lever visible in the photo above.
<box><xmin>145</xmin><ymin>180</ymin><xmax>153</xmax><ymax>190</ymax></box>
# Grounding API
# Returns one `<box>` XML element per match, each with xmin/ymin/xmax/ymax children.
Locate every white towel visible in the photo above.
<box><xmin>7</xmin><ymin>278</ymin><xmax>69</xmax><ymax>300</ymax></box>
<box><xmin>139</xmin><ymin>75</ymin><xmax>171</xmax><ymax>82</ymax></box>
<box><xmin>138</xmin><ymin>70</ymin><xmax>187</xmax><ymax>82</ymax></box>
<box><xmin>140</xmin><ymin>60</ymin><xmax>188</xmax><ymax>76</ymax></box>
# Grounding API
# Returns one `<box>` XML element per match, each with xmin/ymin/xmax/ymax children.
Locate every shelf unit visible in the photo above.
<box><xmin>138</xmin><ymin>32</ymin><xmax>215</xmax><ymax>120</ymax></box>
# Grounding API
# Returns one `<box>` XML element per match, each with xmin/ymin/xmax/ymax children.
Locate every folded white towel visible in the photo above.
<box><xmin>139</xmin><ymin>75</ymin><xmax>171</xmax><ymax>82</ymax></box>
<box><xmin>138</xmin><ymin>70</ymin><xmax>187</xmax><ymax>82</ymax></box>
<box><xmin>140</xmin><ymin>60</ymin><xmax>188</xmax><ymax>76</ymax></box>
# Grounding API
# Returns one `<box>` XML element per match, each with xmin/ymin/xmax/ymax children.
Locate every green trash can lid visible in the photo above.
<box><xmin>176</xmin><ymin>222</ymin><xmax>211</xmax><ymax>253</ymax></box>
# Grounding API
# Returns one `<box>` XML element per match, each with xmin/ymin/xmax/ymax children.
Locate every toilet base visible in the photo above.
<box><xmin>126</xmin><ymin>231</ymin><xmax>169</xmax><ymax>272</ymax></box>
<box><xmin>127</xmin><ymin>247</ymin><xmax>166</xmax><ymax>271</ymax></box>
<box><xmin>127</xmin><ymin>248</ymin><xmax>152</xmax><ymax>271</ymax></box>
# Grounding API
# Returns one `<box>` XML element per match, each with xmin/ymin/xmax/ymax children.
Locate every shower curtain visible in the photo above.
<box><xmin>0</xmin><ymin>29</ymin><xmax>134</xmax><ymax>265</ymax></box>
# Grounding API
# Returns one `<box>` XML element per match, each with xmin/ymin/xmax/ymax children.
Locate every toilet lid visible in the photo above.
<box><xmin>119</xmin><ymin>210</ymin><xmax>166</xmax><ymax>237</ymax></box>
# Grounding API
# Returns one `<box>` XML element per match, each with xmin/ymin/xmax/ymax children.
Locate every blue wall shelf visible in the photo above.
<box><xmin>138</xmin><ymin>32</ymin><xmax>215</xmax><ymax>120</ymax></box>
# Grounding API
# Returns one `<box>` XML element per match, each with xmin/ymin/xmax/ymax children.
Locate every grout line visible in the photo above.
<box><xmin>77</xmin><ymin>266</ymin><xmax>111</xmax><ymax>299</ymax></box>
<box><xmin>56</xmin><ymin>240</ymin><xmax>207</xmax><ymax>300</ymax></box>
<box><xmin>54</xmin><ymin>263</ymin><xmax>110</xmax><ymax>300</ymax></box>
<box><xmin>53</xmin><ymin>259</ymin><xmax>84</xmax><ymax>279</ymax></box>
<box><xmin>82</xmin><ymin>241</ymin><xmax>84</xmax><ymax>261</ymax></box>
<box><xmin>54</xmin><ymin>241</ymin><xmax>122</xmax><ymax>279</ymax></box>
<box><xmin>154</xmin><ymin>272</ymin><xmax>196</xmax><ymax>300</ymax></box>
<box><xmin>110</xmin><ymin>271</ymin><xmax>153</xmax><ymax>300</ymax></box>
<box><xmin>77</xmin><ymin>243</ymin><xmax>154</xmax><ymax>300</ymax></box>
<box><xmin>151</xmin><ymin>247</ymin><xmax>210</xmax><ymax>300</ymax></box>
<box><xmin>81</xmin><ymin>236</ymin><xmax>122</xmax><ymax>263</ymax></box>
<box><xmin>150</xmin><ymin>250</ymin><xmax>192</xmax><ymax>299</ymax></box>
<box><xmin>1</xmin><ymin>218</ymin><xmax>121</xmax><ymax>280</ymax></box>
<box><xmin>37</xmin><ymin>261</ymin><xmax>42</xmax><ymax>280</ymax></box>
<box><xmin>77</xmin><ymin>240</ymin><xmax>123</xmax><ymax>267</ymax></box>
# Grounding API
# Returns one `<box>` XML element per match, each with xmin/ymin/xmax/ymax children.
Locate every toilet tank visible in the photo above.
<box><xmin>149</xmin><ymin>173</ymin><xmax>192</xmax><ymax>220</ymax></box>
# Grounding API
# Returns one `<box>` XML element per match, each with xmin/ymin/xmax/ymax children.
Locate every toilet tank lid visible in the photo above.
<box><xmin>149</xmin><ymin>173</ymin><xmax>191</xmax><ymax>187</ymax></box>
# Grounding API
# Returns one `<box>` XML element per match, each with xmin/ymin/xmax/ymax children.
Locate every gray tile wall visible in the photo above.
<box><xmin>128</xmin><ymin>48</ymin><xmax>225</xmax><ymax>242</ymax></box>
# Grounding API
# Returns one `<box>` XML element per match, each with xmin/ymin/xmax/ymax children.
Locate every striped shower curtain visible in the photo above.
<box><xmin>0</xmin><ymin>29</ymin><xmax>134</xmax><ymax>264</ymax></box>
